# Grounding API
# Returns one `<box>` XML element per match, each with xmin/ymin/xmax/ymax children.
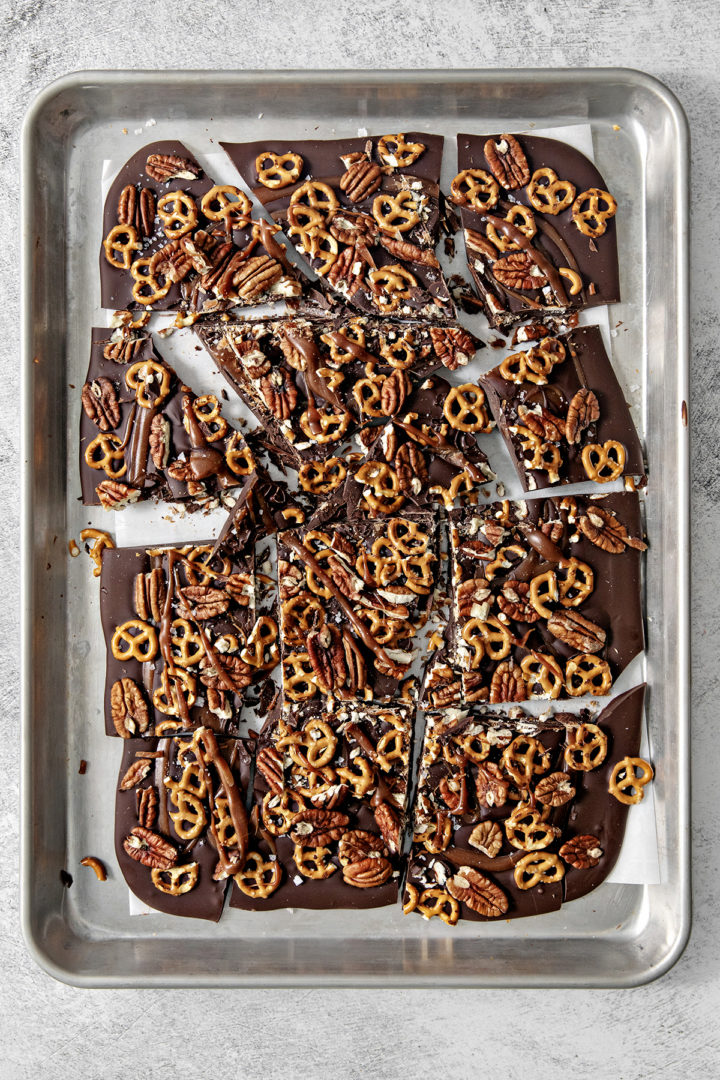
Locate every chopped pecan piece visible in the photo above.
<box><xmin>123</xmin><ymin>826</ymin><xmax>177</xmax><ymax>870</ymax></box>
<box><xmin>110</xmin><ymin>678</ymin><xmax>150</xmax><ymax>738</ymax></box>
<box><xmin>149</xmin><ymin>414</ymin><xmax>170</xmax><ymax>469</ymax></box>
<box><xmin>327</xmin><ymin>555</ymin><xmax>364</xmax><ymax>602</ymax></box>
<box><xmin>535</xmin><ymin>771</ymin><xmax>577</xmax><ymax>807</ymax></box>
<box><xmin>339</xmin><ymin>153</ymin><xmax>383</xmax><ymax>202</ymax></box>
<box><xmin>180</xmin><ymin>585</ymin><xmax>230</xmax><ymax>620</ymax></box>
<box><xmin>523</xmin><ymin>408</ymin><xmax>566</xmax><ymax>443</ymax></box>
<box><xmin>81</xmin><ymin>377</ymin><xmax>121</xmax><ymax>432</ymax></box>
<box><xmin>483</xmin><ymin>134</ymin><xmax>530</xmax><ymax>190</ymax></box>
<box><xmin>578</xmin><ymin>507</ymin><xmax>647</xmax><ymax>553</ymax></box>
<box><xmin>329</xmin><ymin>210</ymin><xmax>378</xmax><ymax>245</ymax></box>
<box><xmin>278</xmin><ymin>560</ymin><xmax>304</xmax><ymax>600</ymax></box>
<box><xmin>464</xmin><ymin>228</ymin><xmax>498</xmax><ymax>261</ymax></box>
<box><xmin>146</xmin><ymin>153</ymin><xmax>200</xmax><ymax>182</ymax></box>
<box><xmin>497</xmin><ymin>581</ymin><xmax>539</xmax><ymax>623</ymax></box>
<box><xmin>547</xmin><ymin>610</ymin><xmax>606</xmax><ymax>653</ymax></box>
<box><xmin>475</xmin><ymin>762</ymin><xmax>509</xmax><ymax>808</ymax></box>
<box><xmin>492</xmin><ymin>251</ymin><xmax>546</xmax><ymax>291</ymax></box>
<box><xmin>457</xmin><ymin>577</ymin><xmax>492</xmax><ymax>620</ymax></box>
<box><xmin>511</xmin><ymin>323</ymin><xmax>551</xmax><ymax>346</ymax></box>
<box><xmin>447</xmin><ymin>865</ymin><xmax>509</xmax><ymax>917</ymax></box>
<box><xmin>463</xmin><ymin>672</ymin><xmax>489</xmax><ymax>702</ymax></box>
<box><xmin>119</xmin><ymin>759</ymin><xmax>151</xmax><ymax>790</ymax></box>
<box><xmin>290</xmin><ymin>809</ymin><xmax>349</xmax><ymax>847</ymax></box>
<box><xmin>374</xmin><ymin>801</ymin><xmax>401</xmax><ymax>854</ymax></box>
<box><xmin>152</xmin><ymin>239</ymin><xmax>194</xmax><ymax>283</ymax></box>
<box><xmin>468</xmin><ymin>820</ymin><xmax>503</xmax><ymax>858</ymax></box>
<box><xmin>325</xmin><ymin>245</ymin><xmax>366</xmax><ymax>297</ymax></box>
<box><xmin>559</xmin><ymin>834</ymin><xmax>604</xmax><ymax>869</ymax></box>
<box><xmin>429</xmin><ymin>326</ymin><xmax>478</xmax><ymax>370</ymax></box>
<box><xmin>256</xmin><ymin>746</ymin><xmax>284</xmax><ymax>795</ymax></box>
<box><xmin>103</xmin><ymin>338</ymin><xmax>145</xmax><ymax>364</ymax></box>
<box><xmin>259</xmin><ymin>368</ymin><xmax>298</xmax><ymax>421</ymax></box>
<box><xmin>565</xmin><ymin>388</ymin><xmax>600</xmax><ymax>444</ymax></box>
<box><xmin>137</xmin><ymin>786</ymin><xmax>158</xmax><ymax>829</ymax></box>
<box><xmin>489</xmin><ymin>660</ymin><xmax>527</xmax><ymax>703</ymax></box>
<box><xmin>223</xmin><ymin>572</ymin><xmax>253</xmax><ymax>605</ymax></box>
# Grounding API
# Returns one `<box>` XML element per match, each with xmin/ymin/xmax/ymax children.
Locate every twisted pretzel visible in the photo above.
<box><xmin>289</xmin><ymin>179</ymin><xmax>338</xmax><ymax>218</ymax></box>
<box><xmin>443</xmin><ymin>384</ymin><xmax>492</xmax><ymax>432</ymax></box>
<box><xmin>529</xmin><ymin>570</ymin><xmax>558</xmax><ymax>619</ymax></box>
<box><xmin>379</xmin><ymin>331</ymin><xmax>416</xmax><ymax>369</ymax></box>
<box><xmin>581</xmin><ymin>441</ymin><xmax>626</xmax><ymax>483</ymax></box>
<box><xmin>462</xmin><ymin>616</ymin><xmax>511</xmax><ymax>668</ymax></box>
<box><xmin>256</xmin><ymin>151</ymin><xmax>304</xmax><ymax>189</ymax></box>
<box><xmin>293</xmin><ymin>844</ymin><xmax>337</xmax><ymax>879</ymax></box>
<box><xmin>282</xmin><ymin>651</ymin><xmax>318</xmax><ymax>702</ymax></box>
<box><xmin>298</xmin><ymin>457</ymin><xmax>347</xmax><ymax>494</ymax></box>
<box><xmin>287</xmin><ymin>224</ymin><xmax>339</xmax><ymax>274</ymax></box>
<box><xmin>200</xmin><ymin>185</ymin><xmax>251</xmax><ymax>225</ymax></box>
<box><xmin>234</xmin><ymin>851</ymin><xmax>282</xmax><ymax>897</ymax></box>
<box><xmin>152</xmin><ymin>667</ymin><xmax>197</xmax><ymax>715</ymax></box>
<box><xmin>564</xmin><ymin>723</ymin><xmax>608</xmax><ymax>771</ymax></box>
<box><xmin>608</xmin><ymin>757</ymin><xmax>654</xmax><ymax>804</ymax></box>
<box><xmin>192</xmin><ymin>395</ymin><xmax>228</xmax><ymax>442</ymax></box>
<box><xmin>527</xmin><ymin>167</ymin><xmax>576</xmax><ymax>215</ymax></box>
<box><xmin>377</xmin><ymin>134</ymin><xmax>426</xmax><ymax>168</ymax></box>
<box><xmin>416</xmin><ymin>888</ymin><xmax>459</xmax><ymax>925</ymax></box>
<box><xmin>169</xmin><ymin>618</ymin><xmax>204</xmax><ymax>669</ymax></box>
<box><xmin>157</xmin><ymin>190</ymin><xmax>198</xmax><ymax>239</ymax></box>
<box><xmin>572</xmin><ymin>187</ymin><xmax>618</xmax><ymax>238</ymax></box>
<box><xmin>520</xmin><ymin>653</ymin><xmax>563</xmax><ymax>699</ymax></box>
<box><xmin>84</xmin><ymin>433</ymin><xmax>126</xmax><ymax>479</ymax></box>
<box><xmin>225</xmin><ymin>432</ymin><xmax>256</xmax><ymax>476</ymax></box>
<box><xmin>281</xmin><ymin>593</ymin><xmax>326</xmax><ymax>646</ymax></box>
<box><xmin>368</xmin><ymin>265</ymin><xmax>417</xmax><ymax>314</ymax></box>
<box><xmin>130</xmin><ymin>256</ymin><xmax>171</xmax><ymax>306</ymax></box>
<box><xmin>514</xmin><ymin>852</ymin><xmax>565</xmax><ymax>890</ymax></box>
<box><xmin>386</xmin><ymin>517</ymin><xmax>430</xmax><ymax>555</ymax></box>
<box><xmin>505</xmin><ymin>805</ymin><xmax>559</xmax><ymax>851</ymax></box>
<box><xmin>486</xmin><ymin>205</ymin><xmax>537</xmax><ymax>252</ymax></box>
<box><xmin>501</xmin><ymin>735</ymin><xmax>551</xmax><ymax>786</ymax></box>
<box><xmin>372</xmin><ymin>190</ymin><xmax>420</xmax><ymax>235</ymax></box>
<box><xmin>558</xmin><ymin>558</ymin><xmax>594</xmax><ymax>607</ymax></box>
<box><xmin>150</xmin><ymin>862</ymin><xmax>199</xmax><ymax>895</ymax></box>
<box><xmin>565</xmin><ymin>654</ymin><xmax>613</xmax><ymax>697</ymax></box>
<box><xmin>298</xmin><ymin>407</ymin><xmax>350</xmax><ymax>444</ymax></box>
<box><xmin>103</xmin><ymin>224</ymin><xmax>141</xmax><ymax>269</ymax></box>
<box><xmin>111</xmin><ymin>619</ymin><xmax>158</xmax><ymax>662</ymax></box>
<box><xmin>240</xmin><ymin>616</ymin><xmax>278</xmax><ymax>670</ymax></box>
<box><xmin>450</xmin><ymin>169</ymin><xmax>499</xmax><ymax>210</ymax></box>
<box><xmin>165</xmin><ymin>782</ymin><xmax>207</xmax><ymax>841</ymax></box>
<box><xmin>356</xmin><ymin>462</ymin><xmax>405</xmax><ymax>514</ymax></box>
<box><xmin>335</xmin><ymin>757</ymin><xmax>374</xmax><ymax>798</ymax></box>
<box><xmin>125</xmin><ymin>360</ymin><xmax>171</xmax><ymax>408</ymax></box>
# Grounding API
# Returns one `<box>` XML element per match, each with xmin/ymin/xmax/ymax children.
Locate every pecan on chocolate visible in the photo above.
<box><xmin>535</xmin><ymin>771</ymin><xmax>576</xmax><ymax>807</ymax></box>
<box><xmin>439</xmin><ymin>769</ymin><xmax>469</xmax><ymax>814</ymax></box>
<box><xmin>103</xmin><ymin>338</ymin><xmax>145</xmax><ymax>364</ymax></box>
<box><xmin>278</xmin><ymin>560</ymin><xmax>304</xmax><ymax>601</ymax></box>
<box><xmin>111</xmin><ymin>678</ymin><xmax>150</xmax><ymax>738</ymax></box>
<box><xmin>457</xmin><ymin>538</ymin><xmax>493</xmax><ymax>561</ymax></box>
<box><xmin>578</xmin><ymin>506</ymin><xmax>647</xmax><ymax>553</ymax></box>
<box><xmin>339</xmin><ymin>153</ymin><xmax>383</xmax><ymax>202</ymax></box>
<box><xmin>475</xmin><ymin>762</ymin><xmax>509</xmax><ymax>809</ymax></box>
<box><xmin>306</xmin><ymin>624</ymin><xmax>346</xmax><ymax>694</ymax></box>
<box><xmin>138</xmin><ymin>188</ymin><xmax>156</xmax><ymax>237</ymax></box>
<box><xmin>447</xmin><ymin>865</ymin><xmax>509</xmax><ymax>917</ymax></box>
<box><xmin>511</xmin><ymin>323</ymin><xmax>552</xmax><ymax>346</ymax></box>
<box><xmin>482</xmin><ymin>520</ymin><xmax>507</xmax><ymax>547</ymax></box>
<box><xmin>540</xmin><ymin>519</ymin><xmax>564</xmax><ymax>543</ymax></box>
<box><xmin>483</xmin><ymin>134</ymin><xmax>530</xmax><ymax>190</ymax></box>
<box><xmin>331</xmin><ymin>530</ymin><xmax>357</xmax><ymax>560</ymax></box>
<box><xmin>463</xmin><ymin>672</ymin><xmax>489</xmax><ymax>703</ymax></box>
<box><xmin>489</xmin><ymin>660</ymin><xmax>528</xmax><ymax>704</ymax></box>
<box><xmin>429</xmin><ymin>325</ymin><xmax>478</xmax><ymax>370</ymax></box>
<box><xmin>183</xmin><ymin>229</ymin><xmax>224</xmax><ymax>276</ymax></box>
<box><xmin>327</xmin><ymin>556</ymin><xmax>364</xmax><ymax>602</ymax></box>
<box><xmin>496</xmin><ymin>581</ymin><xmax>539</xmax><ymax>623</ymax></box>
<box><xmin>96</xmin><ymin>479</ymin><xmax>141</xmax><ymax>510</ymax></box>
<box><xmin>329</xmin><ymin>210</ymin><xmax>378</xmax><ymax>245</ymax></box>
<box><xmin>81</xmin><ymin>377</ymin><xmax>121</xmax><ymax>432</ymax></box>
<box><xmin>379</xmin><ymin>235</ymin><xmax>440</xmax><ymax>268</ymax></box>
<box><xmin>256</xmin><ymin>746</ymin><xmax>284</xmax><ymax>796</ymax></box>
<box><xmin>342</xmin><ymin>856</ymin><xmax>393</xmax><ymax>888</ymax></box>
<box><xmin>137</xmin><ymin>786</ymin><xmax>158</xmax><ymax>829</ymax></box>
<box><xmin>119</xmin><ymin>759</ymin><xmax>151</xmax><ymax>790</ymax></box>
<box><xmin>565</xmin><ymin>388</ymin><xmax>600</xmax><ymax>444</ymax></box>
<box><xmin>290</xmin><ymin>809</ymin><xmax>349</xmax><ymax>847</ymax></box>
<box><xmin>374</xmin><ymin>801</ymin><xmax>401</xmax><ymax>854</ymax></box>
<box><xmin>259</xmin><ymin>368</ymin><xmax>298</xmax><ymax>421</ymax></box>
<box><xmin>235</xmin><ymin>341</ymin><xmax>272</xmax><ymax>380</ymax></box>
<box><xmin>180</xmin><ymin>585</ymin><xmax>230</xmax><ymax>621</ymax></box>
<box><xmin>429</xmin><ymin>678</ymin><xmax>464</xmax><ymax>708</ymax></box>
<box><xmin>523</xmin><ymin>408</ymin><xmax>566</xmax><ymax>443</ymax></box>
<box><xmin>143</xmin><ymin>567</ymin><xmax>167</xmax><ymax>622</ymax></box>
<box><xmin>547</xmin><ymin>610</ymin><xmax>606</xmax><ymax>653</ymax></box>
<box><xmin>338</xmin><ymin>829</ymin><xmax>389</xmax><ymax>864</ymax></box>
<box><xmin>152</xmin><ymin>239</ymin><xmax>194</xmax><ymax>283</ymax></box>
<box><xmin>559</xmin><ymin>834</ymin><xmax>604</xmax><ymax>869</ymax></box>
<box><xmin>123</xmin><ymin>826</ymin><xmax>177</xmax><ymax>870</ymax></box>
<box><xmin>457</xmin><ymin>577</ymin><xmax>492</xmax><ymax>620</ymax></box>
<box><xmin>200</xmin><ymin>654</ymin><xmax>253</xmax><ymax>692</ymax></box>
<box><xmin>492</xmin><ymin>251</ymin><xmax>546</xmax><ymax>291</ymax></box>
<box><xmin>468</xmin><ymin>820</ymin><xmax>503</xmax><ymax>858</ymax></box>
<box><xmin>325</xmin><ymin>245</ymin><xmax>366</xmax><ymax>297</ymax></box>
<box><xmin>146</xmin><ymin>153</ymin><xmax>200</xmax><ymax>182</ymax></box>
<box><xmin>147</xmin><ymin>413</ymin><xmax>170</xmax><ymax>470</ymax></box>
<box><xmin>232</xmin><ymin>255</ymin><xmax>283</xmax><ymax>301</ymax></box>
<box><xmin>464</xmin><ymin>228</ymin><xmax>499</xmax><ymax>261</ymax></box>
<box><xmin>117</xmin><ymin>184</ymin><xmax>137</xmax><ymax>227</ymax></box>
<box><xmin>381</xmin><ymin>369</ymin><xmax>411</xmax><ymax>417</ymax></box>
<box><xmin>395</xmin><ymin>442</ymin><xmax>428</xmax><ymax>492</ymax></box>
<box><xmin>224</xmin><ymin>572</ymin><xmax>254</xmax><ymax>605</ymax></box>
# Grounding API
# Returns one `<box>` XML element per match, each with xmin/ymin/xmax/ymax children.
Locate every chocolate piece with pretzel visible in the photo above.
<box><xmin>231</xmin><ymin>702</ymin><xmax>413</xmax><ymax>910</ymax></box>
<box><xmin>276</xmin><ymin>514</ymin><xmax>439</xmax><ymax>706</ymax></box>
<box><xmin>115</xmin><ymin>729</ymin><xmax>253</xmax><ymax>920</ymax></box>
<box><xmin>404</xmin><ymin>684</ymin><xmax>647</xmax><ymax>922</ymax></box>
<box><xmin>452</xmin><ymin>133</ymin><xmax>620</xmax><ymax>330</ymax></box>
<box><xmin>99</xmin><ymin>540</ymin><xmax>269</xmax><ymax>738</ymax></box>
<box><xmin>80</xmin><ymin>327</ymin><xmax>258</xmax><ymax>510</ymax></box>
<box><xmin>100</xmin><ymin>140</ymin><xmax>305</xmax><ymax>312</ymax></box>
<box><xmin>479</xmin><ymin>325</ymin><xmax>645</xmax><ymax>491</ymax></box>
<box><xmin>221</xmin><ymin>133</ymin><xmax>455</xmax><ymax>320</ymax></box>
<box><xmin>447</xmin><ymin>492</ymin><xmax>646</xmax><ymax>702</ymax></box>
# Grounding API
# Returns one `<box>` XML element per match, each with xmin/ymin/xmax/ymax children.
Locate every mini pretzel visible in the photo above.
<box><xmin>321</xmin><ymin>321</ymin><xmax>367</xmax><ymax>365</ymax></box>
<box><xmin>356</xmin><ymin>609</ymin><xmax>412</xmax><ymax>647</ymax></box>
<box><xmin>376</xmin><ymin>729</ymin><xmax>406</xmax><ymax>771</ymax></box>
<box><xmin>417</xmin><ymin>888</ymin><xmax>459</xmax><ymax>925</ymax></box>
<box><xmin>281</xmin><ymin>593</ymin><xmax>326</xmax><ymax>646</ymax></box>
<box><xmin>572</xmin><ymin>187</ymin><xmax>618</xmax><ymax>238</ymax></box>
<box><xmin>169</xmin><ymin>619</ymin><xmax>204</xmax><ymax>668</ymax></box>
<box><xmin>450</xmin><ymin>169</ymin><xmax>500</xmax><ymax>210</ymax></box>
<box><xmin>286</xmin><ymin>203</ymin><xmax>325</xmax><ymax>233</ymax></box>
<box><xmin>234</xmin><ymin>851</ymin><xmax>282</xmax><ymax>898</ymax></box>
<box><xmin>262</xmin><ymin>790</ymin><xmax>307</xmax><ymax>835</ymax></box>
<box><xmin>84</xmin><ymin>433</ymin><xmax>126</xmax><ymax>479</ymax></box>
<box><xmin>200</xmin><ymin>185</ymin><xmax>251</xmax><ymax>225</ymax></box>
<box><xmin>111</xmin><ymin>619</ymin><xmax>158</xmax><ymax>662</ymax></box>
<box><xmin>513</xmin><ymin>426</ymin><xmax>562</xmax><ymax>478</ymax></box>
<box><xmin>529</xmin><ymin>570</ymin><xmax>558</xmax><ymax>619</ymax></box>
<box><xmin>79</xmin><ymin>528</ymin><xmax>115</xmax><ymax>576</ymax></box>
<box><xmin>564</xmin><ymin>722</ymin><xmax>608</xmax><ymax>771</ymax></box>
<box><xmin>335</xmin><ymin>757</ymin><xmax>374</xmax><ymax>798</ymax></box>
<box><xmin>287</xmin><ymin>224</ymin><xmax>339</xmax><ymax>275</ymax></box>
<box><xmin>225</xmin><ymin>432</ymin><xmax>256</xmax><ymax>476</ymax></box>
<box><xmin>501</xmin><ymin>735</ymin><xmax>551</xmax><ymax>786</ymax></box>
<box><xmin>292</xmin><ymin>720</ymin><xmax>338</xmax><ymax>769</ymax></box>
<box><xmin>527</xmin><ymin>167</ymin><xmax>576</xmax><ymax>215</ymax></box>
<box><xmin>498</xmin><ymin>338</ymin><xmax>565</xmax><ymax>386</ymax></box>
<box><xmin>450</xmin><ymin>731</ymin><xmax>491</xmax><ymax>767</ymax></box>
<box><xmin>372</xmin><ymin>190</ymin><xmax>420</xmax><ymax>235</ymax></box>
<box><xmin>298</xmin><ymin>407</ymin><xmax>351</xmax><ymax>444</ymax></box>
<box><xmin>379</xmin><ymin>331</ymin><xmax>416</xmax><ymax>370</ymax></box>
<box><xmin>192</xmin><ymin>395</ymin><xmax>228</xmax><ymax>442</ymax></box>
<box><xmin>241</xmin><ymin>616</ymin><xmax>279</xmax><ymax>670</ymax></box>
<box><xmin>353</xmin><ymin>371</ymin><xmax>386</xmax><ymax>418</ymax></box>
<box><xmin>520</xmin><ymin>653</ymin><xmax>563</xmax><ymax>699</ymax></box>
<box><xmin>256</xmin><ymin>151</ymin><xmax>304</xmax><ymax>188</ymax></box>
<box><xmin>282</xmin><ymin>651</ymin><xmax>318</xmax><ymax>702</ymax></box>
<box><xmin>581</xmin><ymin>441</ymin><xmax>626</xmax><ymax>482</ymax></box>
<box><xmin>130</xmin><ymin>257</ymin><xmax>171</xmax><ymax>306</ymax></box>
<box><xmin>609</xmin><ymin>757</ymin><xmax>654</xmax><ymax>804</ymax></box>
<box><xmin>153</xmin><ymin>667</ymin><xmax>197</xmax><ymax>715</ymax></box>
<box><xmin>514</xmin><ymin>852</ymin><xmax>564</xmax><ymax>891</ymax></box>
<box><xmin>356</xmin><ymin>462</ymin><xmax>405</xmax><ymax>514</ymax></box>
<box><xmin>558</xmin><ymin>558</ymin><xmax>594</xmax><ymax>607</ymax></box>
<box><xmin>565</xmin><ymin>654</ymin><xmax>613</xmax><ymax>697</ymax></box>
<box><xmin>356</xmin><ymin>550</ymin><xmax>401</xmax><ymax>588</ymax></box>
<box><xmin>157</xmin><ymin>190</ymin><xmax>198</xmax><ymax>239</ymax></box>
<box><xmin>293</xmin><ymin>844</ymin><xmax>337</xmax><ymax>879</ymax></box>
<box><xmin>403</xmin><ymin>882</ymin><xmax>420</xmax><ymax>914</ymax></box>
<box><xmin>289</xmin><ymin>179</ymin><xmax>339</xmax><ymax>218</ymax></box>
<box><xmin>386</xmin><ymin>517</ymin><xmax>430</xmax><ymax>555</ymax></box>
<box><xmin>302</xmin><ymin>529</ymin><xmax>333</xmax><ymax>553</ymax></box>
<box><xmin>377</xmin><ymin>134</ymin><xmax>426</xmax><ymax>168</ymax></box>
<box><xmin>462</xmin><ymin>617</ymin><xmax>511</xmax><ymax>668</ymax></box>
<box><xmin>304</xmin><ymin>549</ymin><xmax>334</xmax><ymax>599</ymax></box>
<box><xmin>505</xmin><ymin>806</ymin><xmax>559</xmax><ymax>851</ymax></box>
<box><xmin>182</xmin><ymin>545</ymin><xmax>232</xmax><ymax>587</ymax></box>
<box><xmin>151</xmin><ymin>862</ymin><xmax>199</xmax><ymax>895</ymax></box>
<box><xmin>280</xmin><ymin>506</ymin><xmax>306</xmax><ymax>525</ymax></box>
<box><xmin>486</xmin><ymin>205</ymin><xmax>537</xmax><ymax>252</ymax></box>
<box><xmin>443</xmin><ymin>384</ymin><xmax>492</xmax><ymax>432</ymax></box>
<box><xmin>484</xmin><ymin>543</ymin><xmax>526</xmax><ymax>580</ymax></box>
<box><xmin>299</xmin><ymin>458</ymin><xmax>347</xmax><ymax>494</ymax></box>
<box><xmin>401</xmin><ymin>552</ymin><xmax>436</xmax><ymax>595</ymax></box>
<box><xmin>125</xmin><ymin>359</ymin><xmax>171</xmax><ymax>408</ymax></box>
<box><xmin>368</xmin><ymin>265</ymin><xmax>417</xmax><ymax>314</ymax></box>
<box><xmin>165</xmin><ymin>783</ymin><xmax>207</xmax><ymax>840</ymax></box>
<box><xmin>103</xmin><ymin>224</ymin><xmax>141</xmax><ymax>269</ymax></box>
<box><xmin>419</xmin><ymin>814</ymin><xmax>452</xmax><ymax>854</ymax></box>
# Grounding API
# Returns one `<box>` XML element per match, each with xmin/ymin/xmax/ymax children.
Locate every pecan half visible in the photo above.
<box><xmin>134</xmin><ymin>567</ymin><xmax>166</xmax><ymax>622</ymax></box>
<box><xmin>329</xmin><ymin>210</ymin><xmax>378</xmax><ymax>245</ymax></box>
<box><xmin>327</xmin><ymin>555</ymin><xmax>364</xmax><ymax>602</ymax></box>
<box><xmin>492</xmin><ymin>251</ymin><xmax>546</xmax><ymax>291</ymax></box>
<box><xmin>342</xmin><ymin>856</ymin><xmax>393</xmax><ymax>888</ymax></box>
<box><xmin>149</xmin><ymin>414</ymin><xmax>170</xmax><ymax>469</ymax></box>
<box><xmin>339</xmin><ymin>153</ymin><xmax>383</xmax><ymax>202</ymax></box>
<box><xmin>468</xmin><ymin>820</ymin><xmax>503</xmax><ymax>858</ymax></box>
<box><xmin>290</xmin><ymin>809</ymin><xmax>349</xmax><ymax>847</ymax></box>
<box><xmin>256</xmin><ymin>746</ymin><xmax>284</xmax><ymax>795</ymax></box>
<box><xmin>137</xmin><ymin>786</ymin><xmax>158</xmax><ymax>829</ymax></box>
<box><xmin>123</xmin><ymin>826</ymin><xmax>177</xmax><ymax>870</ymax></box>
<box><xmin>152</xmin><ymin>239</ymin><xmax>194</xmax><ymax>283</ymax></box>
<box><xmin>547</xmin><ymin>610</ymin><xmax>606</xmax><ymax>652</ymax></box>
<box><xmin>483</xmin><ymin>134</ymin><xmax>530</xmax><ymax>190</ymax></box>
<box><xmin>523</xmin><ymin>408</ymin><xmax>566</xmax><ymax>443</ymax></box>
<box><xmin>180</xmin><ymin>585</ymin><xmax>230</xmax><ymax>621</ymax></box>
<box><xmin>200</xmin><ymin>654</ymin><xmax>252</xmax><ymax>692</ymax></box>
<box><xmin>463</xmin><ymin>672</ymin><xmax>489</xmax><ymax>703</ymax></box>
<box><xmin>111</xmin><ymin>678</ymin><xmax>150</xmax><ymax>738</ymax></box>
<box><xmin>103</xmin><ymin>338</ymin><xmax>145</xmax><ymax>364</ymax></box>
<box><xmin>565</xmin><ymin>388</ymin><xmax>600</xmax><ymax>444</ymax></box>
<box><xmin>395</xmin><ymin>442</ymin><xmax>428</xmax><ymax>491</ymax></box>
<box><xmin>138</xmin><ymin>188</ymin><xmax>156</xmax><ymax>237</ymax></box>
<box><xmin>81</xmin><ymin>377</ymin><xmax>120</xmax><ymax>432</ymax></box>
<box><xmin>429</xmin><ymin>326</ymin><xmax>478</xmax><ymax>370</ymax></box>
<box><xmin>306</xmin><ymin>624</ymin><xmax>346</xmax><ymax>694</ymax></box>
<box><xmin>374</xmin><ymin>801</ymin><xmax>401</xmax><ymax>854</ymax></box>
<box><xmin>96</xmin><ymin>480</ymin><xmax>141</xmax><ymax>510</ymax></box>
<box><xmin>118</xmin><ymin>184</ymin><xmax>137</xmax><ymax>226</ymax></box>
<box><xmin>120</xmin><ymin>759</ymin><xmax>151</xmax><ymax>790</ymax></box>
<box><xmin>381</xmin><ymin>369</ymin><xmax>411</xmax><ymax>416</ymax></box>
<box><xmin>559</xmin><ymin>834</ymin><xmax>604</xmax><ymax>869</ymax></box>
<box><xmin>489</xmin><ymin>660</ymin><xmax>528</xmax><ymax>704</ymax></box>
<box><xmin>447</xmin><ymin>866</ymin><xmax>509</xmax><ymax>917</ymax></box>
<box><xmin>496</xmin><ymin>581</ymin><xmax>539</xmax><ymax>623</ymax></box>
<box><xmin>475</xmin><ymin>762</ymin><xmax>509</xmax><ymax>808</ymax></box>
<box><xmin>233</xmin><ymin>254</ymin><xmax>283</xmax><ymax>300</ymax></box>
<box><xmin>338</xmin><ymin>829</ymin><xmax>389</xmax><ymax>864</ymax></box>
<box><xmin>325</xmin><ymin>245</ymin><xmax>366</xmax><ymax>297</ymax></box>
<box><xmin>379</xmin><ymin>235</ymin><xmax>440</xmax><ymax>268</ymax></box>
<box><xmin>236</xmin><ymin>342</ymin><xmax>272</xmax><ymax>380</ymax></box>
<box><xmin>511</xmin><ymin>323</ymin><xmax>552</xmax><ymax>346</ymax></box>
<box><xmin>535</xmin><ymin>771</ymin><xmax>577</xmax><ymax>807</ymax></box>
<box><xmin>146</xmin><ymin>153</ymin><xmax>200</xmax><ymax>182</ymax></box>
<box><xmin>464</xmin><ymin>228</ymin><xmax>498</xmax><ymax>261</ymax></box>
<box><xmin>457</xmin><ymin>577</ymin><xmax>492</xmax><ymax>620</ymax></box>
<box><xmin>259</xmin><ymin>368</ymin><xmax>298</xmax><ymax>421</ymax></box>
<box><xmin>578</xmin><ymin>507</ymin><xmax>647</xmax><ymax>553</ymax></box>
<box><xmin>224</xmin><ymin>572</ymin><xmax>254</xmax><ymax>605</ymax></box>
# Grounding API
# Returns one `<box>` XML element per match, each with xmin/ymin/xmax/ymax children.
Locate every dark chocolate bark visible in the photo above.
<box><xmin>115</xmin><ymin>730</ymin><xmax>253</xmax><ymax>920</ymax></box>
<box><xmin>454</xmin><ymin>133</ymin><xmax>620</xmax><ymax>330</ymax></box>
<box><xmin>222</xmin><ymin>133</ymin><xmax>455</xmax><ymax>319</ymax></box>
<box><xmin>479</xmin><ymin>325</ymin><xmax>645</xmax><ymax>491</ymax></box>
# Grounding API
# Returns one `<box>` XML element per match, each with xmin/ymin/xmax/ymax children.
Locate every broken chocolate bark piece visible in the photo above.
<box><xmin>221</xmin><ymin>133</ymin><xmax>455</xmax><ymax>320</ymax></box>
<box><xmin>479</xmin><ymin>325</ymin><xmax>645</xmax><ymax>491</ymax></box>
<box><xmin>452</xmin><ymin>133</ymin><xmax>620</xmax><ymax>330</ymax></box>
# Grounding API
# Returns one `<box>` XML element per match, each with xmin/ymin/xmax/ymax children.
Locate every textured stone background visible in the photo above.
<box><xmin>2</xmin><ymin>0</ymin><xmax>715</xmax><ymax>1076</ymax></box>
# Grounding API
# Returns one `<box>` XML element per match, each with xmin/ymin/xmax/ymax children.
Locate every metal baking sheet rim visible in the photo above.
<box><xmin>19</xmin><ymin>67</ymin><xmax>691</xmax><ymax>989</ymax></box>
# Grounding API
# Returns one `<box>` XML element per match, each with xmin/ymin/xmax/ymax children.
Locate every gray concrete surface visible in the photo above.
<box><xmin>1</xmin><ymin>0</ymin><xmax>716</xmax><ymax>1076</ymax></box>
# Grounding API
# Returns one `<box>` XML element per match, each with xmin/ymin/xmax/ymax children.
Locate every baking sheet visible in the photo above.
<box><xmin>21</xmin><ymin>69</ymin><xmax>689</xmax><ymax>987</ymax></box>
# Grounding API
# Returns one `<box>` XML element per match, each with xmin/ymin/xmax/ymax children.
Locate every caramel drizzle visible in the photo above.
<box><xmin>283</xmin><ymin>327</ymin><xmax>350</xmax><ymax>425</ymax></box>
<box><xmin>197</xmin><ymin>727</ymin><xmax>249</xmax><ymax>875</ymax></box>
<box><xmin>442</xmin><ymin>846</ymin><xmax>524</xmax><ymax>874</ymax></box>
<box><xmin>321</xmin><ymin>330</ymin><xmax>380</xmax><ymax>366</ymax></box>
<box><xmin>481</xmin><ymin>213</ymin><xmax>569</xmax><ymax>307</ymax></box>
<box><xmin>181</xmin><ymin>393</ymin><xmax>237</xmax><ymax>487</ymax></box>
<box><xmin>394</xmin><ymin>419</ymin><xmax>486</xmax><ymax>483</ymax></box>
